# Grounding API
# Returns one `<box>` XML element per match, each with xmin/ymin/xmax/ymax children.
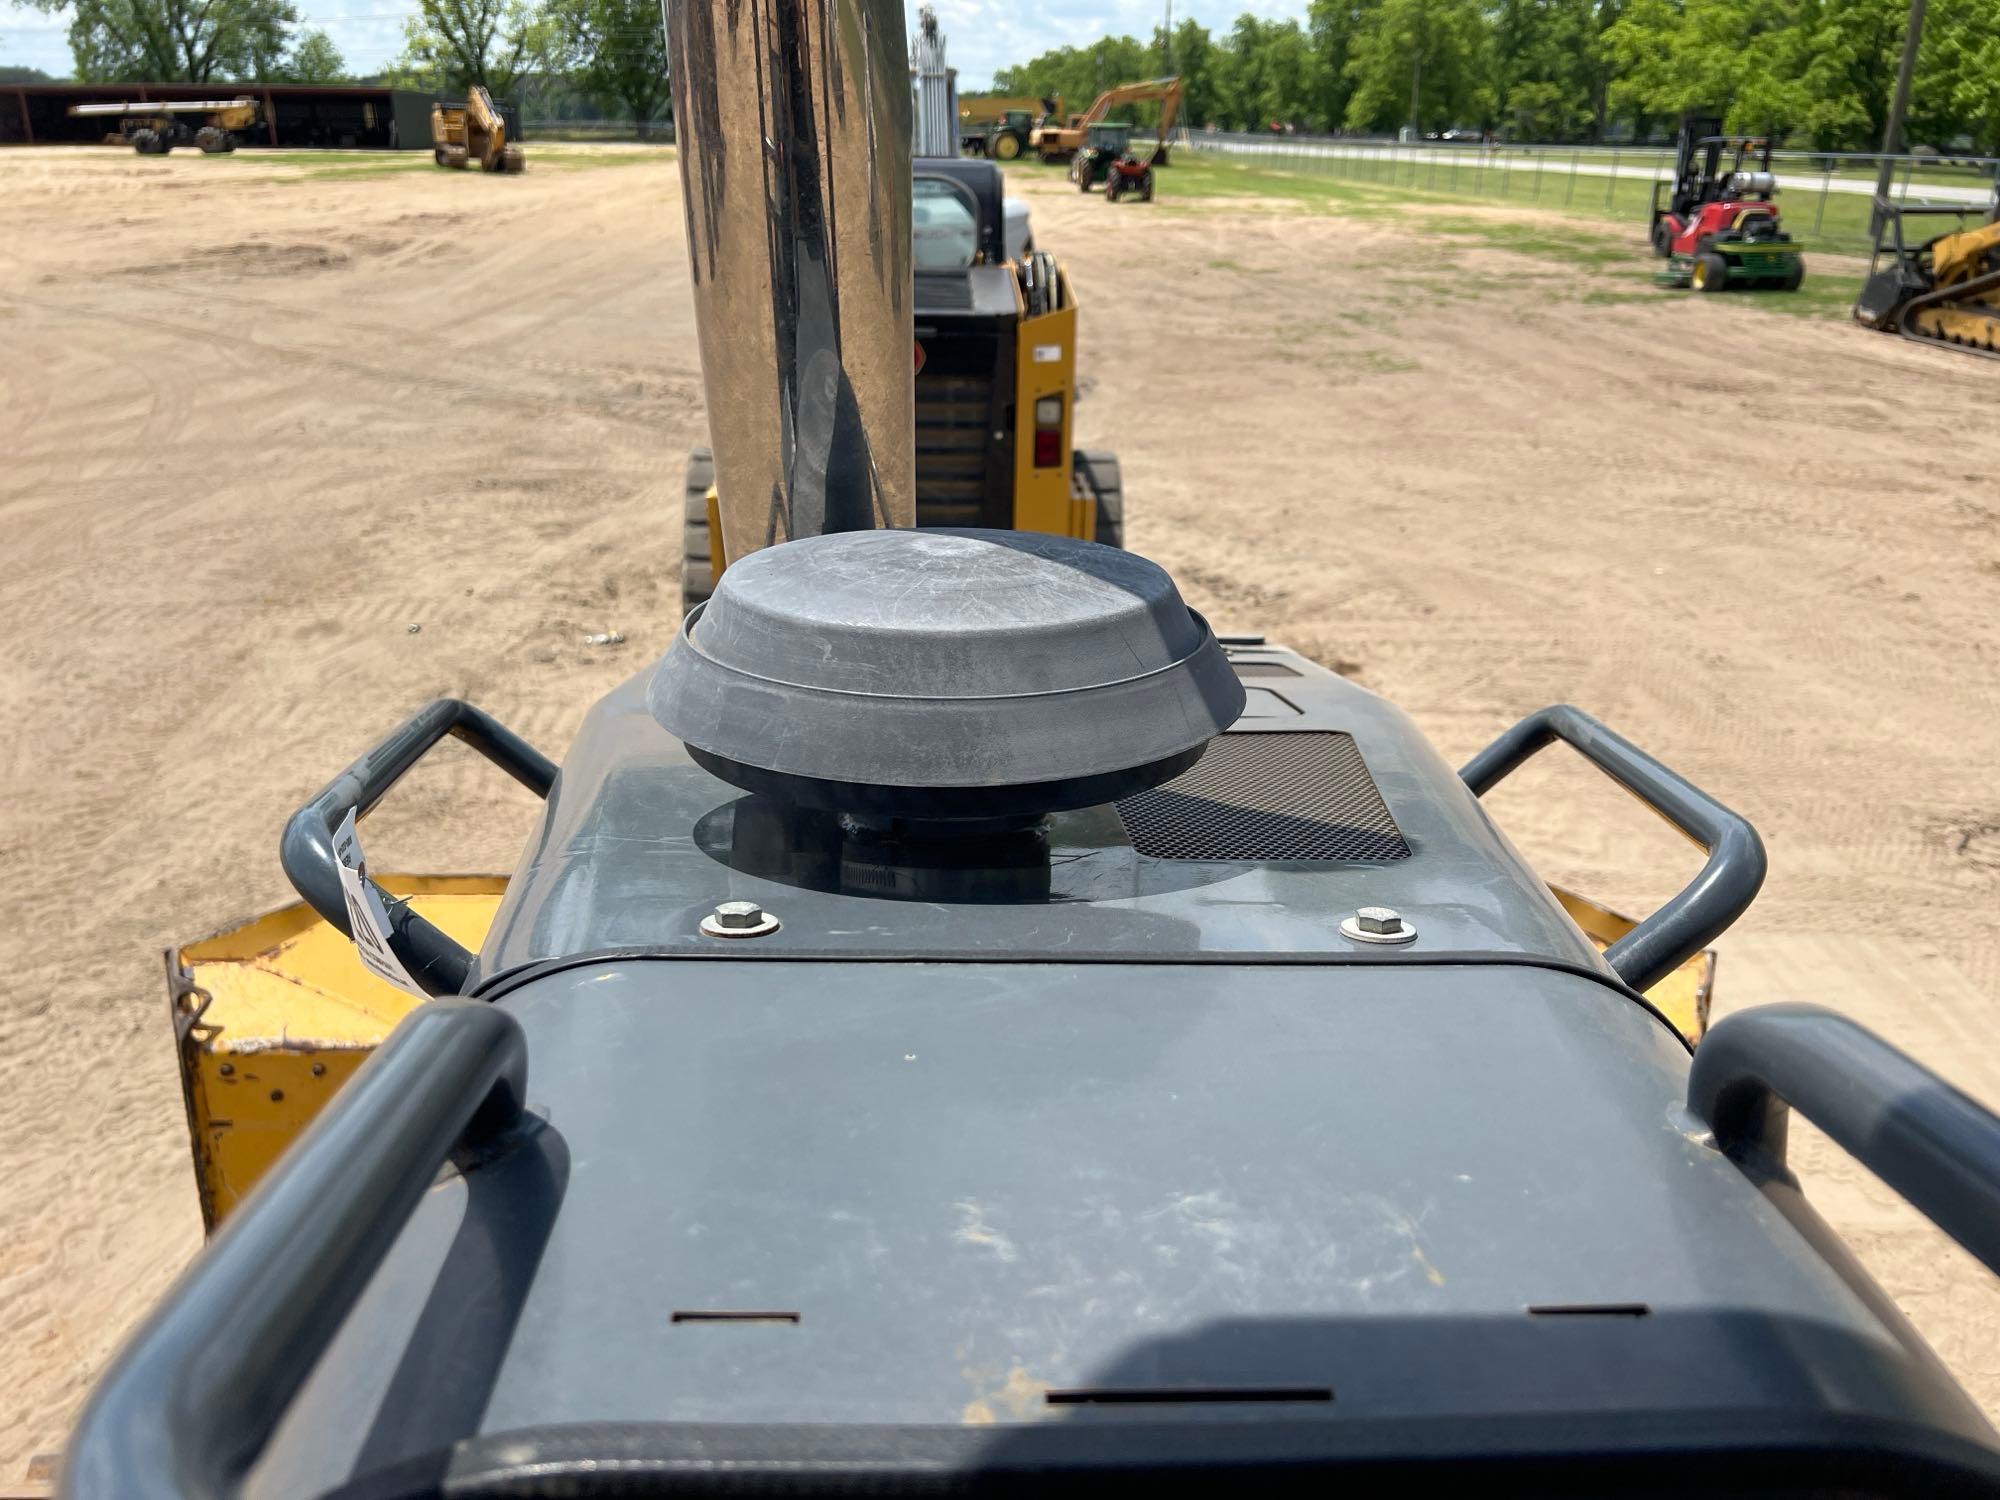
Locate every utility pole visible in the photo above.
<box><xmin>1872</xmin><ymin>0</ymin><xmax>1927</xmax><ymax>235</ymax></box>
<box><xmin>1408</xmin><ymin>44</ymin><xmax>1422</xmax><ymax>139</ymax></box>
<box><xmin>1163</xmin><ymin>0</ymin><xmax>1173</xmax><ymax>70</ymax></box>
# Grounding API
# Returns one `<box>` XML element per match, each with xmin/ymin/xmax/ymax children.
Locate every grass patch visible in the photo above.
<box><xmin>1738</xmin><ymin>271</ymin><xmax>1865</xmax><ymax>321</ymax></box>
<box><xmin>1205</xmin><ymin>257</ymin><xmax>1267</xmax><ymax>273</ymax></box>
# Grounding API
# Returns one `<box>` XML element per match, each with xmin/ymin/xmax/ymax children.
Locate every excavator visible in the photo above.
<box><xmin>55</xmin><ymin>0</ymin><xmax>2000</xmax><ymax>1494</ymax></box>
<box><xmin>1854</xmin><ymin>196</ymin><xmax>2000</xmax><ymax>357</ymax></box>
<box><xmin>65</xmin><ymin>96</ymin><xmax>262</xmax><ymax>155</ymax></box>
<box><xmin>430</xmin><ymin>84</ymin><xmax>524</xmax><ymax>173</ymax></box>
<box><xmin>1030</xmin><ymin>75</ymin><xmax>1182</xmax><ymax>165</ymax></box>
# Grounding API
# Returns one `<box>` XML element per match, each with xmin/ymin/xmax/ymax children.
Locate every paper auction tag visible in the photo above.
<box><xmin>331</xmin><ymin>807</ymin><xmax>426</xmax><ymax>998</ymax></box>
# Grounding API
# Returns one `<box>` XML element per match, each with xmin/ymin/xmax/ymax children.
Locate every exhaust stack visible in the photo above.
<box><xmin>668</xmin><ymin>0</ymin><xmax>915</xmax><ymax>564</ymax></box>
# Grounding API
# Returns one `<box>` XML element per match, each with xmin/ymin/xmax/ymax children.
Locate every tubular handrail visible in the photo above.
<box><xmin>57</xmin><ymin>1000</ymin><xmax>529</xmax><ymax>1500</ymax></box>
<box><xmin>1460</xmin><ymin>705</ymin><xmax>1766</xmax><ymax>995</ymax></box>
<box><xmin>280</xmin><ymin>698</ymin><xmax>557</xmax><ymax>997</ymax></box>
<box><xmin>1689</xmin><ymin>1004</ymin><xmax>2000</xmax><ymax>1279</ymax></box>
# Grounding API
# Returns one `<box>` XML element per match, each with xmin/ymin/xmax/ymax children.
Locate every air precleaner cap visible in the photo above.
<box><xmin>649</xmin><ymin>529</ymin><xmax>1245</xmax><ymax>820</ymax></box>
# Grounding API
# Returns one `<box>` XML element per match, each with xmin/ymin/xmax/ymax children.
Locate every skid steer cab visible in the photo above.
<box><xmin>681</xmin><ymin>158</ymin><xmax>1120</xmax><ymax>611</ymax></box>
<box><xmin>1650</xmin><ymin>113</ymin><xmax>1804</xmax><ymax>293</ymax></box>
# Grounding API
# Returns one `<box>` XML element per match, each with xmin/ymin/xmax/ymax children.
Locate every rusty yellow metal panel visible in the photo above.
<box><xmin>1551</xmin><ymin>885</ymin><xmax>1715</xmax><ymax>1044</ymax></box>
<box><xmin>168</xmin><ymin>876</ymin><xmax>506</xmax><ymax>1231</ymax></box>
<box><xmin>1013</xmin><ymin>274</ymin><xmax>1081</xmax><ymax>537</ymax></box>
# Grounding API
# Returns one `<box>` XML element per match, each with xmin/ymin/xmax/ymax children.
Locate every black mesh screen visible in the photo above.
<box><xmin>1230</xmin><ymin>661</ymin><xmax>1301</xmax><ymax>678</ymax></box>
<box><xmin>1117</xmin><ymin>732</ymin><xmax>1409</xmax><ymax>862</ymax></box>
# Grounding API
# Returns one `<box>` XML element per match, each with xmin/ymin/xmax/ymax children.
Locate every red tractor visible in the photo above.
<box><xmin>1103</xmin><ymin>152</ymin><xmax>1156</xmax><ymax>203</ymax></box>
<box><xmin>1649</xmin><ymin>113</ymin><xmax>1805</xmax><ymax>292</ymax></box>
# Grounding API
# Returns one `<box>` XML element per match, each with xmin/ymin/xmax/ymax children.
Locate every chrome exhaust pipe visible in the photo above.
<box><xmin>668</xmin><ymin>0</ymin><xmax>915</xmax><ymax>563</ymax></box>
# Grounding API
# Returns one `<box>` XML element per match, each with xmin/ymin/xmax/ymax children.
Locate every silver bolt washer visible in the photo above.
<box><xmin>1340</xmin><ymin>908</ymin><xmax>1416</xmax><ymax>945</ymax></box>
<box><xmin>700</xmin><ymin>901</ymin><xmax>780</xmax><ymax>939</ymax></box>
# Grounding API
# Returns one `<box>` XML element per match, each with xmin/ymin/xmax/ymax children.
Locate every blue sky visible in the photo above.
<box><xmin>0</xmin><ymin>0</ymin><xmax>1302</xmax><ymax>90</ymax></box>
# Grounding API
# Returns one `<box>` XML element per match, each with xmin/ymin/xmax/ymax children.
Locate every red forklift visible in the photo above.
<box><xmin>1650</xmin><ymin>112</ymin><xmax>1806</xmax><ymax>292</ymax></box>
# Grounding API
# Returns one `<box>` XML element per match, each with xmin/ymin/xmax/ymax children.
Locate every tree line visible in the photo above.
<box><xmin>990</xmin><ymin>0</ymin><xmax>2000</xmax><ymax>152</ymax></box>
<box><xmin>15</xmin><ymin>0</ymin><xmax>672</xmax><ymax>130</ymax></box>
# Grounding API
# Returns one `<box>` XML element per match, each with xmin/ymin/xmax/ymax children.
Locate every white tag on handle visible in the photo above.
<box><xmin>331</xmin><ymin>807</ymin><xmax>426</xmax><ymax>998</ymax></box>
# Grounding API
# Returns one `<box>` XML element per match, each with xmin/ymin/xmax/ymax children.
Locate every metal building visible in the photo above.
<box><xmin>3</xmin><ymin>82</ymin><xmax>446</xmax><ymax>149</ymax></box>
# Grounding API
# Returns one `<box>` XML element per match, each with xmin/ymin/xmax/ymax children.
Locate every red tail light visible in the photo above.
<box><xmin>1033</xmin><ymin>395</ymin><xmax>1062</xmax><ymax>468</ymax></box>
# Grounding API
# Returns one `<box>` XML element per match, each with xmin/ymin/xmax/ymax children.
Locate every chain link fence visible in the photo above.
<box><xmin>1178</xmin><ymin>130</ymin><xmax>2000</xmax><ymax>257</ymax></box>
<box><xmin>523</xmin><ymin>119</ymin><xmax>675</xmax><ymax>143</ymax></box>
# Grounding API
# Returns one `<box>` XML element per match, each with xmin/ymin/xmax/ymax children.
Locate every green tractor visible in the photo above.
<box><xmin>1071</xmin><ymin>123</ymin><xmax>1134</xmax><ymax>191</ymax></box>
<box><xmin>984</xmin><ymin>108</ymin><xmax>1037</xmax><ymax>161</ymax></box>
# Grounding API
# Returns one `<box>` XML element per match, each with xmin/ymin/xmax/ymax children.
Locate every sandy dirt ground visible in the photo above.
<box><xmin>2</xmin><ymin>142</ymin><xmax>1997</xmax><ymax>1478</ymax></box>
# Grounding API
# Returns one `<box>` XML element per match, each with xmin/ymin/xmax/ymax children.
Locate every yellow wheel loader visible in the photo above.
<box><xmin>430</xmin><ymin>84</ymin><xmax>525</xmax><ymax>173</ymax></box>
<box><xmin>1854</xmin><ymin>196</ymin><xmax>2000</xmax><ymax>357</ymax></box>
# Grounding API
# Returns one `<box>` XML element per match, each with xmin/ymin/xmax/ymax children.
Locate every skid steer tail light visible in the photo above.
<box><xmin>1033</xmin><ymin>395</ymin><xmax>1063</xmax><ymax>468</ymax></box>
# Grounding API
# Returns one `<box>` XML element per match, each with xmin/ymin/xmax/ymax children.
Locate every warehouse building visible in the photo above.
<box><xmin>1</xmin><ymin>83</ymin><xmax>472</xmax><ymax>149</ymax></box>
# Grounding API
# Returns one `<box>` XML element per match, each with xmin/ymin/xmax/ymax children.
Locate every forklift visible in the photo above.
<box><xmin>1650</xmin><ymin>112</ymin><xmax>1805</xmax><ymax>292</ymax></box>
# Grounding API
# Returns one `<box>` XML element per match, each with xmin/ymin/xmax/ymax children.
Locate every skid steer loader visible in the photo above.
<box><xmin>59</xmin><ymin>0</ymin><xmax>2000</xmax><ymax>1494</ymax></box>
<box><xmin>430</xmin><ymin>85</ymin><xmax>524</xmax><ymax>173</ymax></box>
<box><xmin>680</xmin><ymin>155</ymin><xmax>1120</xmax><ymax>611</ymax></box>
<box><xmin>1854</xmin><ymin>196</ymin><xmax>2000</xmax><ymax>357</ymax></box>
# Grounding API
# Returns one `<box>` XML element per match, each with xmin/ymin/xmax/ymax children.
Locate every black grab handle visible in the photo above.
<box><xmin>1689</xmin><ymin>1004</ymin><xmax>2000</xmax><ymax>1280</ymax></box>
<box><xmin>57</xmin><ymin>1000</ymin><xmax>528</xmax><ymax>1500</ymax></box>
<box><xmin>280</xmin><ymin>699</ymin><xmax>558</xmax><ymax>997</ymax></box>
<box><xmin>1460</xmin><ymin>705</ymin><xmax>1766</xmax><ymax>995</ymax></box>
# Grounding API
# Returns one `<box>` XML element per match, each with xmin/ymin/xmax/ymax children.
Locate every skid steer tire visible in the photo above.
<box><xmin>1692</xmin><ymin>250</ymin><xmax>1730</xmax><ymax>294</ymax></box>
<box><xmin>196</xmin><ymin>126</ymin><xmax>227</xmax><ymax>154</ymax></box>
<box><xmin>444</xmin><ymin>146</ymin><xmax>470</xmax><ymax>170</ymax></box>
<box><xmin>682</xmin><ymin>446</ymin><xmax>716</xmax><ymax>614</ymax></box>
<box><xmin>501</xmin><ymin>145</ymin><xmax>526</xmax><ymax>174</ymax></box>
<box><xmin>129</xmin><ymin>129</ymin><xmax>158</xmax><ymax>155</ymax></box>
<box><xmin>1076</xmin><ymin>450</ymin><xmax>1124</xmax><ymax>550</ymax></box>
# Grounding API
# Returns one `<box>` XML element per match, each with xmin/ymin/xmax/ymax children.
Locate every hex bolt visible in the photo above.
<box><xmin>1341</xmin><ymin>905</ymin><xmax>1417</xmax><ymax>945</ymax></box>
<box><xmin>700</xmin><ymin>900</ymin><xmax>780</xmax><ymax>939</ymax></box>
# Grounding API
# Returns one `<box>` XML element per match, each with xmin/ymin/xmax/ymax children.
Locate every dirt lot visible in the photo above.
<box><xmin>2</xmin><ymin>142</ymin><xmax>1997</xmax><ymax>1476</ymax></box>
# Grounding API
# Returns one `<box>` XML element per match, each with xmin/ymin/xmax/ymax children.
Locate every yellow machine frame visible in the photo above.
<box><xmin>167</xmin><ymin>877</ymin><xmax>504</xmax><ymax>1229</ymax></box>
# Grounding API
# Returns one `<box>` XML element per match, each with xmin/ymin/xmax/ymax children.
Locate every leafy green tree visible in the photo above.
<box><xmin>553</xmin><ymin>0</ymin><xmax>670</xmax><ymax>133</ymax></box>
<box><xmin>25</xmin><ymin>0</ymin><xmax>296</xmax><ymax>81</ymax></box>
<box><xmin>398</xmin><ymin>0</ymin><xmax>556</xmax><ymax>96</ymax></box>
<box><xmin>1162</xmin><ymin>19</ymin><xmax>1219</xmax><ymax>127</ymax></box>
<box><xmin>1344</xmin><ymin>0</ymin><xmax>1493</xmax><ymax>132</ymax></box>
<box><xmin>281</xmin><ymin>27</ymin><xmax>346</xmax><ymax>82</ymax></box>
<box><xmin>1307</xmin><ymin>0</ymin><xmax>1368</xmax><ymax>132</ymax></box>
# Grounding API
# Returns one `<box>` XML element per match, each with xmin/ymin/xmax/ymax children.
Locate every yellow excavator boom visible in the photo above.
<box><xmin>1030</xmin><ymin>76</ymin><xmax>1182</xmax><ymax>161</ymax></box>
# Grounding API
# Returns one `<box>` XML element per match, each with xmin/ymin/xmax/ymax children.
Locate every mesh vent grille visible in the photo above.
<box><xmin>1117</xmin><ymin>732</ymin><xmax>1408</xmax><ymax>862</ymax></box>
<box><xmin>1231</xmin><ymin>661</ymin><xmax>1301</xmax><ymax>678</ymax></box>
